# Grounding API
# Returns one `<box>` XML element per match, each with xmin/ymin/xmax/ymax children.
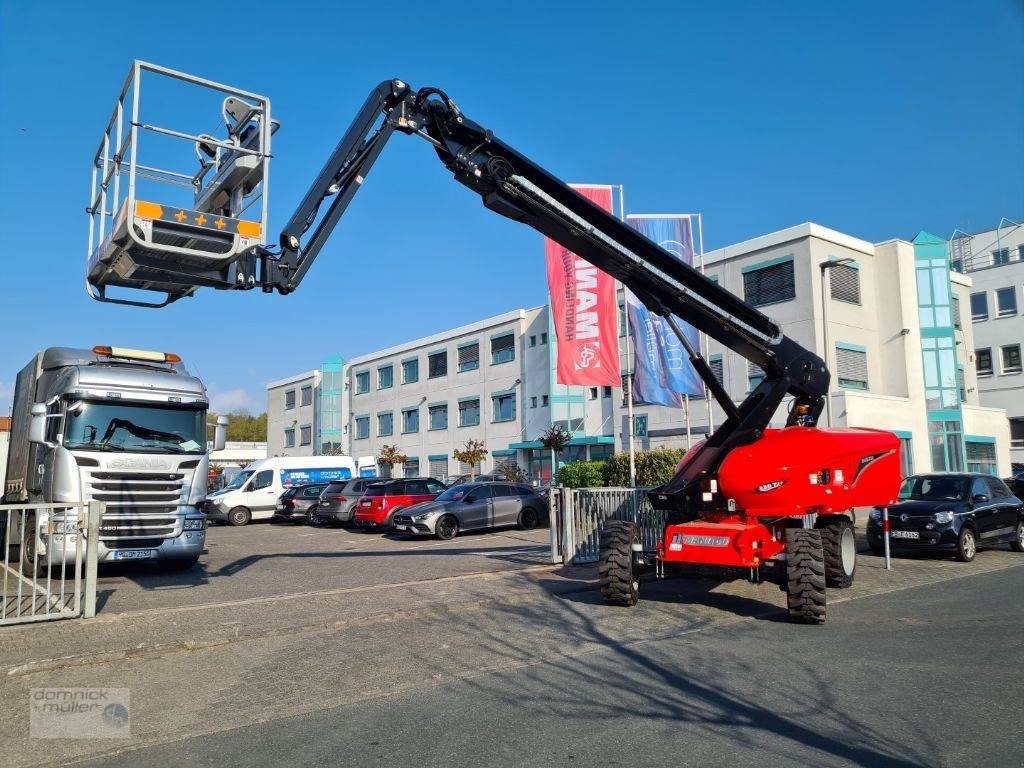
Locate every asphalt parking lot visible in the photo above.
<box><xmin>88</xmin><ymin>520</ymin><xmax>555</xmax><ymax>615</ymax></box>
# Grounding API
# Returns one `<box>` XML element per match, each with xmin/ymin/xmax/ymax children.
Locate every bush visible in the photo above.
<box><xmin>602</xmin><ymin>448</ymin><xmax>687</xmax><ymax>488</ymax></box>
<box><xmin>557</xmin><ymin>461</ymin><xmax>607</xmax><ymax>489</ymax></box>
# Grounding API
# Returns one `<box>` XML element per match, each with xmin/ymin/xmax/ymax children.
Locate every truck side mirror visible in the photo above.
<box><xmin>213</xmin><ymin>415</ymin><xmax>229</xmax><ymax>451</ymax></box>
<box><xmin>28</xmin><ymin>403</ymin><xmax>49</xmax><ymax>445</ymax></box>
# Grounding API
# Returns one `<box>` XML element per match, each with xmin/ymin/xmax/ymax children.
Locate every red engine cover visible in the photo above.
<box><xmin>716</xmin><ymin>427</ymin><xmax>901</xmax><ymax>517</ymax></box>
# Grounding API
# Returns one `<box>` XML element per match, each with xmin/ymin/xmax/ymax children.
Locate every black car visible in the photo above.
<box><xmin>273</xmin><ymin>483</ymin><xmax>328</xmax><ymax>524</ymax></box>
<box><xmin>867</xmin><ymin>473</ymin><xmax>1024</xmax><ymax>562</ymax></box>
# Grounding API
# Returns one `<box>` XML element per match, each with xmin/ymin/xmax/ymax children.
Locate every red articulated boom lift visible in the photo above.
<box><xmin>87</xmin><ymin>63</ymin><xmax>901</xmax><ymax>623</ymax></box>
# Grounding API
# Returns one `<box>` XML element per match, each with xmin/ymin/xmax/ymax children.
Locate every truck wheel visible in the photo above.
<box><xmin>819</xmin><ymin>518</ymin><xmax>856</xmax><ymax>588</ymax></box>
<box><xmin>20</xmin><ymin>513</ymin><xmax>47</xmax><ymax>578</ymax></box>
<box><xmin>785</xmin><ymin>528</ymin><xmax>826</xmax><ymax>624</ymax></box>
<box><xmin>227</xmin><ymin>507</ymin><xmax>251</xmax><ymax>526</ymax></box>
<box><xmin>599</xmin><ymin>521</ymin><xmax>641</xmax><ymax>607</ymax></box>
<box><xmin>956</xmin><ymin>526</ymin><xmax>976</xmax><ymax>562</ymax></box>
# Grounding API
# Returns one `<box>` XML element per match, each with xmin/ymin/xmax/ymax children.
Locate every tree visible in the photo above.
<box><xmin>539</xmin><ymin>425</ymin><xmax>571</xmax><ymax>485</ymax></box>
<box><xmin>498</xmin><ymin>462</ymin><xmax>528</xmax><ymax>483</ymax></box>
<box><xmin>453</xmin><ymin>439</ymin><xmax>488</xmax><ymax>479</ymax></box>
<box><xmin>377</xmin><ymin>444</ymin><xmax>408</xmax><ymax>478</ymax></box>
<box><xmin>206</xmin><ymin>411</ymin><xmax>267</xmax><ymax>443</ymax></box>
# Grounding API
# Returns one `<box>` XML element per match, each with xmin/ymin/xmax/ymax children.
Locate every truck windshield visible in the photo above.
<box><xmin>63</xmin><ymin>400</ymin><xmax>206</xmax><ymax>454</ymax></box>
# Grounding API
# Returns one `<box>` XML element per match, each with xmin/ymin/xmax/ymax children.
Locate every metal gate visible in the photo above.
<box><xmin>556</xmin><ymin>487</ymin><xmax>667</xmax><ymax>565</ymax></box>
<box><xmin>1</xmin><ymin>502</ymin><xmax>101</xmax><ymax>626</ymax></box>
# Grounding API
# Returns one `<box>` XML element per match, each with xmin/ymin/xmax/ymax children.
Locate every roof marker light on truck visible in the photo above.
<box><xmin>93</xmin><ymin>346</ymin><xmax>181</xmax><ymax>363</ymax></box>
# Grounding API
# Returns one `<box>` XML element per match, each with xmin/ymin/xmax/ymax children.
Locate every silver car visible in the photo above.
<box><xmin>392</xmin><ymin>482</ymin><xmax>548</xmax><ymax>540</ymax></box>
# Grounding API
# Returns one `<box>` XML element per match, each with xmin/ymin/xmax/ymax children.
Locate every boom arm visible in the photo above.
<box><xmin>227</xmin><ymin>80</ymin><xmax>830</xmax><ymax>510</ymax></box>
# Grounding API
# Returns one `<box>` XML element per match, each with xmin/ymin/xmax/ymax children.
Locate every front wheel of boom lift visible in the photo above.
<box><xmin>599</xmin><ymin>521</ymin><xmax>641</xmax><ymax>607</ymax></box>
<box><xmin>819</xmin><ymin>517</ymin><xmax>856</xmax><ymax>588</ymax></box>
<box><xmin>785</xmin><ymin>529</ymin><xmax>826</xmax><ymax>624</ymax></box>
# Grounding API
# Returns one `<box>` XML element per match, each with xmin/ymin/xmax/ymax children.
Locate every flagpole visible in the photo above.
<box><xmin>697</xmin><ymin>212</ymin><xmax>713</xmax><ymax>436</ymax></box>
<box><xmin>619</xmin><ymin>185</ymin><xmax>636</xmax><ymax>488</ymax></box>
<box><xmin>684</xmin><ymin>394</ymin><xmax>692</xmax><ymax>449</ymax></box>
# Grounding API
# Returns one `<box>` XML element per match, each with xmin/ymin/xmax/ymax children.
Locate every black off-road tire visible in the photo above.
<box><xmin>785</xmin><ymin>528</ymin><xmax>826</xmax><ymax>624</ymax></box>
<box><xmin>819</xmin><ymin>518</ymin><xmax>857</xmax><ymax>588</ymax></box>
<box><xmin>599</xmin><ymin>521</ymin><xmax>641</xmax><ymax>607</ymax></box>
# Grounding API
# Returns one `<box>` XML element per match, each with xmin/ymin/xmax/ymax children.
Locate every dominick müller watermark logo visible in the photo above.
<box><xmin>29</xmin><ymin>688</ymin><xmax>130</xmax><ymax>739</ymax></box>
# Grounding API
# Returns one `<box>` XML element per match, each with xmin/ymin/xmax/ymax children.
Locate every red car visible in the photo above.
<box><xmin>353</xmin><ymin>478</ymin><xmax>448</xmax><ymax>530</ymax></box>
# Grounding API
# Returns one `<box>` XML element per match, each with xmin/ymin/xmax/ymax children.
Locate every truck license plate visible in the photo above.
<box><xmin>112</xmin><ymin>549</ymin><xmax>156</xmax><ymax>560</ymax></box>
<box><xmin>890</xmin><ymin>530</ymin><xmax>919</xmax><ymax>540</ymax></box>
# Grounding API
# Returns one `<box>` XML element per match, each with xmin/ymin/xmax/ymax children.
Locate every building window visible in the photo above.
<box><xmin>300</xmin><ymin>385</ymin><xmax>313</xmax><ymax>407</ymax></box>
<box><xmin>975</xmin><ymin>348</ymin><xmax>993</xmax><ymax>377</ymax></box>
<box><xmin>401</xmin><ymin>408</ymin><xmax>418</xmax><ymax>434</ymax></box>
<box><xmin>922</xmin><ymin>336</ymin><xmax>959</xmax><ymax>410</ymax></box>
<box><xmin>284</xmin><ymin>389</ymin><xmax>296</xmax><ymax>409</ymax></box>
<box><xmin>492</xmin><ymin>393</ymin><xmax>516</xmax><ymax>422</ymax></box>
<box><xmin>300</xmin><ymin>425</ymin><xmax>312</xmax><ymax>446</ymax></box>
<box><xmin>1010</xmin><ymin>418</ymin><xmax>1024</xmax><ymax>450</ymax></box>
<box><xmin>742</xmin><ymin>258</ymin><xmax>795</xmax><ymax>307</ymax></box>
<box><xmin>929</xmin><ymin>420</ymin><xmax>964</xmax><ymax>472</ymax></box>
<box><xmin>377</xmin><ymin>365</ymin><xmax>393</xmax><ymax>389</ymax></box>
<box><xmin>542</xmin><ymin>395</ymin><xmax>549</xmax><ymax>406</ymax></box>
<box><xmin>957</xmin><ymin>365</ymin><xmax>966</xmax><ymax>403</ymax></box>
<box><xmin>541</xmin><ymin>333</ymin><xmax>548</xmax><ymax>344</ymax></box>
<box><xmin>602</xmin><ymin>386</ymin><xmax>612</xmax><ymax>399</ymax></box>
<box><xmin>836</xmin><ymin>344</ymin><xmax>868</xmax><ymax>390</ymax></box>
<box><xmin>618</xmin><ymin>302</ymin><xmax>627</xmax><ymax>337</ymax></box>
<box><xmin>284</xmin><ymin>428</ymin><xmax>295</xmax><ymax>448</ymax></box>
<box><xmin>633</xmin><ymin>414</ymin><xmax>648</xmax><ymax>437</ymax></box>
<box><xmin>491</xmin><ymin>333</ymin><xmax>515</xmax><ymax>365</ymax></box>
<box><xmin>1019</xmin><ymin>245</ymin><xmax>1024</xmax><ymax>263</ymax></box>
<box><xmin>529</xmin><ymin>335</ymin><xmax>537</xmax><ymax>347</ymax></box>
<box><xmin>354</xmin><ymin>371</ymin><xmax>370</xmax><ymax>394</ymax></box>
<box><xmin>1001</xmin><ymin>344</ymin><xmax>1022</xmax><ymax>374</ymax></box>
<box><xmin>428</xmin><ymin>351</ymin><xmax>447</xmax><ymax>378</ymax></box>
<box><xmin>588</xmin><ymin>387</ymin><xmax>598</xmax><ymax>400</ymax></box>
<box><xmin>530</xmin><ymin>396</ymin><xmax>538</xmax><ymax>408</ymax></box>
<box><xmin>709</xmin><ymin>354</ymin><xmax>724</xmax><ymax>386</ymax></box>
<box><xmin>402</xmin><ymin>358</ymin><xmax>419</xmax><ymax>384</ymax></box>
<box><xmin>748</xmin><ymin>362</ymin><xmax>765</xmax><ymax>391</ymax></box>
<box><xmin>996</xmin><ymin>287</ymin><xmax>1017</xmax><ymax>317</ymax></box>
<box><xmin>429</xmin><ymin>404</ymin><xmax>448</xmax><ymax>430</ymax></box>
<box><xmin>404</xmin><ymin>458</ymin><xmax>420</xmax><ymax>477</ymax></box>
<box><xmin>951</xmin><ymin>295</ymin><xmax>962</xmax><ymax>329</ymax></box>
<box><xmin>354</xmin><ymin>416</ymin><xmax>369</xmax><ymax>440</ymax></box>
<box><xmin>829</xmin><ymin>263</ymin><xmax>860</xmax><ymax>304</ymax></box>
<box><xmin>458</xmin><ymin>343</ymin><xmax>479</xmax><ymax>372</ymax></box>
<box><xmin>966</xmin><ymin>440</ymin><xmax>997</xmax><ymax>475</ymax></box>
<box><xmin>992</xmin><ymin>248</ymin><xmax>1010</xmax><ymax>266</ymax></box>
<box><xmin>458</xmin><ymin>398</ymin><xmax>480</xmax><ymax>427</ymax></box>
<box><xmin>970</xmin><ymin>292</ymin><xmax>988</xmax><ymax>321</ymax></box>
<box><xmin>377</xmin><ymin>412</ymin><xmax>393</xmax><ymax>437</ymax></box>
<box><xmin>897</xmin><ymin>435</ymin><xmax>913</xmax><ymax>478</ymax></box>
<box><xmin>428</xmin><ymin>456</ymin><xmax>447</xmax><ymax>480</ymax></box>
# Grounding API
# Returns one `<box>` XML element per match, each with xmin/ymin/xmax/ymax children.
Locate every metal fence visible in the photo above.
<box><xmin>555</xmin><ymin>487</ymin><xmax>666</xmax><ymax>565</ymax></box>
<box><xmin>1</xmin><ymin>502</ymin><xmax>101</xmax><ymax>626</ymax></box>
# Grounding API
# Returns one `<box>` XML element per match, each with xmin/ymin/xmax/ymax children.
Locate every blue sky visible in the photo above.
<box><xmin>1</xmin><ymin>0</ymin><xmax>1021</xmax><ymax>415</ymax></box>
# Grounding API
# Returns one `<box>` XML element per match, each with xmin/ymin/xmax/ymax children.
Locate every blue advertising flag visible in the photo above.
<box><xmin>626</xmin><ymin>215</ymin><xmax>704</xmax><ymax>401</ymax></box>
<box><xmin>625</xmin><ymin>290</ymin><xmax>684</xmax><ymax>407</ymax></box>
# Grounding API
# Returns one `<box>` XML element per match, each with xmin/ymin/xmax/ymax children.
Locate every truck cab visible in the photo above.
<box><xmin>4</xmin><ymin>346</ymin><xmax>227</xmax><ymax>570</ymax></box>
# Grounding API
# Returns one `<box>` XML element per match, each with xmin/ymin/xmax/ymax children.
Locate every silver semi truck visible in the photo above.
<box><xmin>4</xmin><ymin>346</ymin><xmax>226</xmax><ymax>572</ymax></box>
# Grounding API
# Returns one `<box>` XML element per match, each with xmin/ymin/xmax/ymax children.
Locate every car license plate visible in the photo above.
<box><xmin>890</xmin><ymin>530</ymin><xmax>920</xmax><ymax>540</ymax></box>
<box><xmin>112</xmin><ymin>549</ymin><xmax>156</xmax><ymax>560</ymax></box>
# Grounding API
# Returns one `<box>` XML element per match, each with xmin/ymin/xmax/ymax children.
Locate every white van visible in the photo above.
<box><xmin>199</xmin><ymin>455</ymin><xmax>377</xmax><ymax>525</ymax></box>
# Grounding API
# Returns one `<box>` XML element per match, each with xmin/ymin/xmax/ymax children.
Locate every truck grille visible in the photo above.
<box><xmin>84</xmin><ymin>471</ymin><xmax>187</xmax><ymax>540</ymax></box>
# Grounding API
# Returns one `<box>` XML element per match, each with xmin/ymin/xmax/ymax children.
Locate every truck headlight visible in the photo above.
<box><xmin>933</xmin><ymin>511</ymin><xmax>954</xmax><ymax>524</ymax></box>
<box><xmin>50</xmin><ymin>520</ymin><xmax>79</xmax><ymax>534</ymax></box>
<box><xmin>183</xmin><ymin>518</ymin><xmax>207</xmax><ymax>531</ymax></box>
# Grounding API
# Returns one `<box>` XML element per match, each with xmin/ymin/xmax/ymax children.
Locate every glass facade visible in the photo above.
<box><xmin>913</xmin><ymin>232</ymin><xmax>965</xmax><ymax>472</ymax></box>
<box><xmin>320</xmin><ymin>355</ymin><xmax>345</xmax><ymax>453</ymax></box>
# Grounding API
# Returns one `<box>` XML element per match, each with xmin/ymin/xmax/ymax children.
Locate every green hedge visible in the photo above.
<box><xmin>557</xmin><ymin>461</ymin><xmax>607</xmax><ymax>489</ymax></box>
<box><xmin>601</xmin><ymin>448</ymin><xmax>686</xmax><ymax>487</ymax></box>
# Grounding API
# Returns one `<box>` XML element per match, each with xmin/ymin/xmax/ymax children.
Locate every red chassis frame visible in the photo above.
<box><xmin>658</xmin><ymin>426</ymin><xmax>902</xmax><ymax>569</ymax></box>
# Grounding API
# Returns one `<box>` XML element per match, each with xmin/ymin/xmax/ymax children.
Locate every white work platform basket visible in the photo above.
<box><xmin>86</xmin><ymin>61</ymin><xmax>275</xmax><ymax>307</ymax></box>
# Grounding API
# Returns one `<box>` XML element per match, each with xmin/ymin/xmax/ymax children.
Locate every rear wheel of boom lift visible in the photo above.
<box><xmin>785</xmin><ymin>529</ymin><xmax>826</xmax><ymax>624</ymax></box>
<box><xmin>599</xmin><ymin>521</ymin><xmax>641</xmax><ymax>607</ymax></box>
<box><xmin>819</xmin><ymin>518</ymin><xmax>856</xmax><ymax>588</ymax></box>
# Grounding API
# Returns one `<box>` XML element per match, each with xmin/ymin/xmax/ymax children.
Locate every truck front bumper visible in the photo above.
<box><xmin>39</xmin><ymin>528</ymin><xmax>206</xmax><ymax>565</ymax></box>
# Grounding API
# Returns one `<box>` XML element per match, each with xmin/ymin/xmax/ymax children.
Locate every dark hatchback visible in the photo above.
<box><xmin>273</xmin><ymin>483</ymin><xmax>329</xmax><ymax>524</ymax></box>
<box><xmin>867</xmin><ymin>473</ymin><xmax>1024</xmax><ymax>562</ymax></box>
